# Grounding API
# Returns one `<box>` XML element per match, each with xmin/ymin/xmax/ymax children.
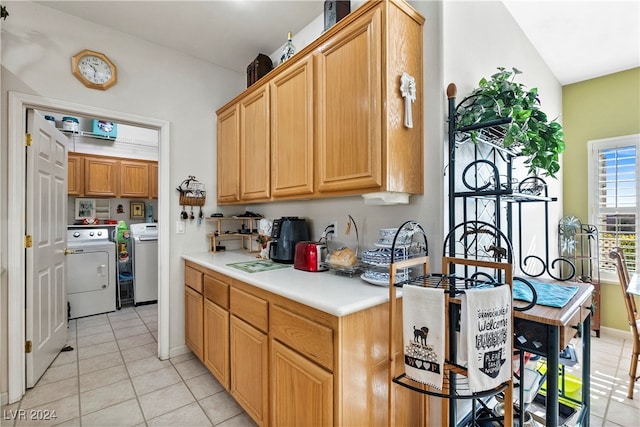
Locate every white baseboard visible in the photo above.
<box><xmin>599</xmin><ymin>325</ymin><xmax>632</xmax><ymax>341</ymax></box>
<box><xmin>168</xmin><ymin>344</ymin><xmax>191</xmax><ymax>359</ymax></box>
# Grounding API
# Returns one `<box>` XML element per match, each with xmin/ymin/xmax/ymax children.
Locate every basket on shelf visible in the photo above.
<box><xmin>179</xmin><ymin>192</ymin><xmax>206</xmax><ymax>206</ymax></box>
<box><xmin>176</xmin><ymin>175</ymin><xmax>206</xmax><ymax>206</ymax></box>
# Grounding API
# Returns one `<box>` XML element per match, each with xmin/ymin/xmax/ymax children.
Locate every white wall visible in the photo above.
<box><xmin>442</xmin><ymin>1</ymin><xmax>564</xmax><ymax>276</ymax></box>
<box><xmin>0</xmin><ymin>0</ymin><xmax>562</xmax><ymax>405</ymax></box>
<box><xmin>0</xmin><ymin>0</ymin><xmax>244</xmax><ymax>401</ymax></box>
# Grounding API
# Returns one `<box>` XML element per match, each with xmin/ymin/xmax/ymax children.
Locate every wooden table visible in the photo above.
<box><xmin>513</xmin><ymin>280</ymin><xmax>593</xmax><ymax>427</ymax></box>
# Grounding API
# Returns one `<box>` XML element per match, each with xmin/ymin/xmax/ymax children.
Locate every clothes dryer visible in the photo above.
<box><xmin>66</xmin><ymin>228</ymin><xmax>116</xmax><ymax>318</ymax></box>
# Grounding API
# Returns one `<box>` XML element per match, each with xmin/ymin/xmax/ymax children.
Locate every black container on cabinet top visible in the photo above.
<box><xmin>324</xmin><ymin>1</ymin><xmax>350</xmax><ymax>32</ymax></box>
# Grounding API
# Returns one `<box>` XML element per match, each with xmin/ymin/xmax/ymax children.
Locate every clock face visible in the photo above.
<box><xmin>72</xmin><ymin>49</ymin><xmax>117</xmax><ymax>90</ymax></box>
<box><xmin>78</xmin><ymin>55</ymin><xmax>113</xmax><ymax>84</ymax></box>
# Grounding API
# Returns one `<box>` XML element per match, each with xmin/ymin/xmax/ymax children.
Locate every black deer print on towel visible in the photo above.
<box><xmin>413</xmin><ymin>326</ymin><xmax>429</xmax><ymax>346</ymax></box>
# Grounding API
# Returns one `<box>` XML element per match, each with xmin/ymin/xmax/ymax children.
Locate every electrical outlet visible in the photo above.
<box><xmin>176</xmin><ymin>220</ymin><xmax>185</xmax><ymax>234</ymax></box>
<box><xmin>329</xmin><ymin>220</ymin><xmax>338</xmax><ymax>238</ymax></box>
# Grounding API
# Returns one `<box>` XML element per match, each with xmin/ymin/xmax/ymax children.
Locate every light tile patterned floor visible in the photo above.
<box><xmin>2</xmin><ymin>305</ymin><xmax>639</xmax><ymax>426</ymax></box>
<box><xmin>1</xmin><ymin>304</ymin><xmax>256</xmax><ymax>427</ymax></box>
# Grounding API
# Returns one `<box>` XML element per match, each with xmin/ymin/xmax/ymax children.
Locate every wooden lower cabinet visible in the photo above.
<box><xmin>203</xmin><ymin>299</ymin><xmax>229</xmax><ymax>388</ymax></box>
<box><xmin>184</xmin><ymin>286</ymin><xmax>204</xmax><ymax>361</ymax></box>
<box><xmin>184</xmin><ymin>260</ymin><xmax>426</xmax><ymax>426</ymax></box>
<box><xmin>230</xmin><ymin>316</ymin><xmax>269</xmax><ymax>426</ymax></box>
<box><xmin>271</xmin><ymin>340</ymin><xmax>333</xmax><ymax>427</ymax></box>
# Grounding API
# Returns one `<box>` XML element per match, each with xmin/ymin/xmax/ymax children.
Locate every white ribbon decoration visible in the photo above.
<box><xmin>400</xmin><ymin>72</ymin><xmax>416</xmax><ymax>128</ymax></box>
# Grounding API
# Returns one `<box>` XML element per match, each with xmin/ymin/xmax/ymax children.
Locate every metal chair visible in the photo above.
<box><xmin>609</xmin><ymin>247</ymin><xmax>640</xmax><ymax>399</ymax></box>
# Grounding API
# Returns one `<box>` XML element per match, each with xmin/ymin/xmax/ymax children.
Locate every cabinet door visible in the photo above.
<box><xmin>315</xmin><ymin>5</ymin><xmax>382</xmax><ymax>193</ymax></box>
<box><xmin>149</xmin><ymin>162</ymin><xmax>158</xmax><ymax>199</ymax></box>
<box><xmin>271</xmin><ymin>340</ymin><xmax>333</xmax><ymax>427</ymax></box>
<box><xmin>84</xmin><ymin>156</ymin><xmax>119</xmax><ymax>197</ymax></box>
<box><xmin>120</xmin><ymin>160</ymin><xmax>149</xmax><ymax>198</ymax></box>
<box><xmin>185</xmin><ymin>286</ymin><xmax>204</xmax><ymax>361</ymax></box>
<box><xmin>270</xmin><ymin>56</ymin><xmax>314</xmax><ymax>198</ymax></box>
<box><xmin>67</xmin><ymin>153</ymin><xmax>84</xmax><ymax>196</ymax></box>
<box><xmin>204</xmin><ymin>299</ymin><xmax>230</xmax><ymax>389</ymax></box>
<box><xmin>240</xmin><ymin>86</ymin><xmax>270</xmax><ymax>201</ymax></box>
<box><xmin>217</xmin><ymin>105</ymin><xmax>240</xmax><ymax>204</ymax></box>
<box><xmin>230</xmin><ymin>316</ymin><xmax>268</xmax><ymax>426</ymax></box>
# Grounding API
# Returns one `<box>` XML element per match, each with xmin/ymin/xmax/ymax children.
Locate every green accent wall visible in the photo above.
<box><xmin>563</xmin><ymin>67</ymin><xmax>640</xmax><ymax>331</ymax></box>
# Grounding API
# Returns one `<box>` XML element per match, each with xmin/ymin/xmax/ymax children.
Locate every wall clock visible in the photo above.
<box><xmin>71</xmin><ymin>49</ymin><xmax>117</xmax><ymax>90</ymax></box>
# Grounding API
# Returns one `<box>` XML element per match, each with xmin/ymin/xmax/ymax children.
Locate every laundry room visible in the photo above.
<box><xmin>49</xmin><ymin>112</ymin><xmax>160</xmax><ymax>318</ymax></box>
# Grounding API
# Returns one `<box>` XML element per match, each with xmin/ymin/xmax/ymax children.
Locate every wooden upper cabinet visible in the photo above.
<box><xmin>315</xmin><ymin>5</ymin><xmax>382</xmax><ymax>193</ymax></box>
<box><xmin>67</xmin><ymin>152</ymin><xmax>84</xmax><ymax>196</ymax></box>
<box><xmin>270</xmin><ymin>55</ymin><xmax>314</xmax><ymax>198</ymax></box>
<box><xmin>149</xmin><ymin>162</ymin><xmax>158</xmax><ymax>199</ymax></box>
<box><xmin>84</xmin><ymin>156</ymin><xmax>119</xmax><ymax>197</ymax></box>
<box><xmin>217</xmin><ymin>105</ymin><xmax>240</xmax><ymax>204</ymax></box>
<box><xmin>120</xmin><ymin>159</ymin><xmax>149</xmax><ymax>198</ymax></box>
<box><xmin>214</xmin><ymin>0</ymin><xmax>424</xmax><ymax>203</ymax></box>
<box><xmin>316</xmin><ymin>0</ymin><xmax>424</xmax><ymax>196</ymax></box>
<box><xmin>240</xmin><ymin>86</ymin><xmax>271</xmax><ymax>202</ymax></box>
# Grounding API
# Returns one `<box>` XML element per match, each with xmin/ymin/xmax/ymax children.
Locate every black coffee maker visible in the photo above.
<box><xmin>269</xmin><ymin>217</ymin><xmax>309</xmax><ymax>264</ymax></box>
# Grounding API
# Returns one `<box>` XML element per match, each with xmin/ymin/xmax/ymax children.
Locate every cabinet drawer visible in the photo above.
<box><xmin>185</xmin><ymin>265</ymin><xmax>203</xmax><ymax>293</ymax></box>
<box><xmin>230</xmin><ymin>287</ymin><xmax>268</xmax><ymax>332</ymax></box>
<box><xmin>270</xmin><ymin>305</ymin><xmax>334</xmax><ymax>371</ymax></box>
<box><xmin>204</xmin><ymin>274</ymin><xmax>229</xmax><ymax>309</ymax></box>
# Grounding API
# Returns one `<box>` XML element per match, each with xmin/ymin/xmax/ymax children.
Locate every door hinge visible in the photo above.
<box><xmin>25</xmin><ymin>340</ymin><xmax>32</xmax><ymax>353</ymax></box>
<box><xmin>25</xmin><ymin>133</ymin><xmax>32</xmax><ymax>146</ymax></box>
<box><xmin>25</xmin><ymin>235</ymin><xmax>33</xmax><ymax>248</ymax></box>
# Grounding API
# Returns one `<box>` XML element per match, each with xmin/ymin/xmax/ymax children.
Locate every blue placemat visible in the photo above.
<box><xmin>513</xmin><ymin>280</ymin><xmax>579</xmax><ymax>308</ymax></box>
<box><xmin>226</xmin><ymin>260</ymin><xmax>291</xmax><ymax>273</ymax></box>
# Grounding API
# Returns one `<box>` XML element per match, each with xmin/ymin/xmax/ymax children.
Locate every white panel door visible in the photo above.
<box><xmin>25</xmin><ymin>110</ymin><xmax>69</xmax><ymax>388</ymax></box>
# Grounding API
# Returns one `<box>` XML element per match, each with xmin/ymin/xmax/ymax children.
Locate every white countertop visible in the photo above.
<box><xmin>181</xmin><ymin>251</ymin><xmax>399</xmax><ymax>317</ymax></box>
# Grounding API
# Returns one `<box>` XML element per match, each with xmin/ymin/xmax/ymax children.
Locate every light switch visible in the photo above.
<box><xmin>176</xmin><ymin>220</ymin><xmax>185</xmax><ymax>234</ymax></box>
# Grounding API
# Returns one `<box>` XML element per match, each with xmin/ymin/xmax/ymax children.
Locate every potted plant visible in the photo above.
<box><xmin>455</xmin><ymin>67</ymin><xmax>565</xmax><ymax>178</ymax></box>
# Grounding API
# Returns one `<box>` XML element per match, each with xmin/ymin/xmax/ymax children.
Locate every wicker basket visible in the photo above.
<box><xmin>179</xmin><ymin>193</ymin><xmax>205</xmax><ymax>206</ymax></box>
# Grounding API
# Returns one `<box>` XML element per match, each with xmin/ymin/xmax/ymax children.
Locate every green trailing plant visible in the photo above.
<box><xmin>1</xmin><ymin>4</ymin><xmax>8</xmax><ymax>20</ymax></box>
<box><xmin>456</xmin><ymin>67</ymin><xmax>565</xmax><ymax>178</ymax></box>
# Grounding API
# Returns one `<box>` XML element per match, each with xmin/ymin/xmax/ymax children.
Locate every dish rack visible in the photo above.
<box><xmin>359</xmin><ymin>220</ymin><xmax>429</xmax><ymax>286</ymax></box>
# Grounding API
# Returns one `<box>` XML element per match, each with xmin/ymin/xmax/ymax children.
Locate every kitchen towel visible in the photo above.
<box><xmin>463</xmin><ymin>285</ymin><xmax>512</xmax><ymax>393</ymax></box>
<box><xmin>402</xmin><ymin>285</ymin><xmax>445</xmax><ymax>389</ymax></box>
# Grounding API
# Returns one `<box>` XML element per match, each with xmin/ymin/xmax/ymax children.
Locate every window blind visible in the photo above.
<box><xmin>589</xmin><ymin>135</ymin><xmax>640</xmax><ymax>277</ymax></box>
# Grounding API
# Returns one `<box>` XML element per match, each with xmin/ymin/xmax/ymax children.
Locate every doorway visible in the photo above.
<box><xmin>7</xmin><ymin>92</ymin><xmax>170</xmax><ymax>404</ymax></box>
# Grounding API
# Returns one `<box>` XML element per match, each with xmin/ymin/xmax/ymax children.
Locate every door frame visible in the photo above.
<box><xmin>7</xmin><ymin>91</ymin><xmax>170</xmax><ymax>403</ymax></box>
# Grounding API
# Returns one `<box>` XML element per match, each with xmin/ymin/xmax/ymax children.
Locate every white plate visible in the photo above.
<box><xmin>360</xmin><ymin>273</ymin><xmax>390</xmax><ymax>286</ymax></box>
<box><xmin>374</xmin><ymin>241</ymin><xmax>413</xmax><ymax>249</ymax></box>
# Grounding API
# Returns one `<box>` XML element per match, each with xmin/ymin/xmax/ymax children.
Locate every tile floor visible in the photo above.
<box><xmin>1</xmin><ymin>304</ymin><xmax>256</xmax><ymax>427</ymax></box>
<box><xmin>2</xmin><ymin>306</ymin><xmax>639</xmax><ymax>426</ymax></box>
<box><xmin>571</xmin><ymin>330</ymin><xmax>640</xmax><ymax>426</ymax></box>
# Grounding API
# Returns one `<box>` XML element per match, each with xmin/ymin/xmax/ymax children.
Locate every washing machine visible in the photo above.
<box><xmin>66</xmin><ymin>228</ymin><xmax>116</xmax><ymax>319</ymax></box>
<box><xmin>130</xmin><ymin>223</ymin><xmax>158</xmax><ymax>305</ymax></box>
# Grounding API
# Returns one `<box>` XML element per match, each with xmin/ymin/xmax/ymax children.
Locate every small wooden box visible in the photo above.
<box><xmin>247</xmin><ymin>54</ymin><xmax>273</xmax><ymax>87</ymax></box>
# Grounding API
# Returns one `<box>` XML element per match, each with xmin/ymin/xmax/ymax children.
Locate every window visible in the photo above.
<box><xmin>588</xmin><ymin>134</ymin><xmax>640</xmax><ymax>280</ymax></box>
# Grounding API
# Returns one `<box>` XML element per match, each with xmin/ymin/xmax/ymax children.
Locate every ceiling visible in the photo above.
<box><xmin>38</xmin><ymin>1</ymin><xmax>639</xmax><ymax>86</ymax></box>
